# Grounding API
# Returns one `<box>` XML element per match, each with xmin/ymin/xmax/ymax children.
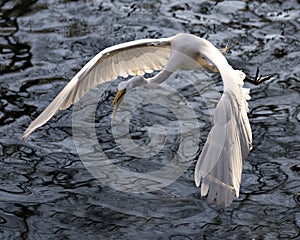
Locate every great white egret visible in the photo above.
<box><xmin>23</xmin><ymin>33</ymin><xmax>270</xmax><ymax>206</ymax></box>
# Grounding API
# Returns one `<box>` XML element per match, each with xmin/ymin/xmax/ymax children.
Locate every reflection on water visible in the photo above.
<box><xmin>0</xmin><ymin>0</ymin><xmax>299</xmax><ymax>239</ymax></box>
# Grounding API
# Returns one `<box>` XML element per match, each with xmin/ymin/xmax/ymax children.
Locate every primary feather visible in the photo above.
<box><xmin>23</xmin><ymin>37</ymin><xmax>172</xmax><ymax>140</ymax></box>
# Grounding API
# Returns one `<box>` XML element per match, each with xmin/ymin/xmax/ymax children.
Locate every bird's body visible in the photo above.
<box><xmin>24</xmin><ymin>33</ymin><xmax>252</xmax><ymax>207</ymax></box>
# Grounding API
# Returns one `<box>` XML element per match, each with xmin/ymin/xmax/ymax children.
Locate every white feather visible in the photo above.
<box><xmin>24</xmin><ymin>33</ymin><xmax>253</xmax><ymax>207</ymax></box>
<box><xmin>23</xmin><ymin>37</ymin><xmax>172</xmax><ymax>140</ymax></box>
<box><xmin>194</xmin><ymin>72</ymin><xmax>252</xmax><ymax>207</ymax></box>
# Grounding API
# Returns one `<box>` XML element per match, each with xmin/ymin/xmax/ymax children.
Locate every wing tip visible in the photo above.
<box><xmin>195</xmin><ymin>177</ymin><xmax>200</xmax><ymax>187</ymax></box>
<box><xmin>195</xmin><ymin>174</ymin><xmax>239</xmax><ymax>207</ymax></box>
<box><xmin>23</xmin><ymin>128</ymin><xmax>32</xmax><ymax>141</ymax></box>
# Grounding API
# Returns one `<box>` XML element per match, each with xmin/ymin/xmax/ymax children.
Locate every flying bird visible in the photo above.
<box><xmin>23</xmin><ymin>33</ymin><xmax>269</xmax><ymax>206</ymax></box>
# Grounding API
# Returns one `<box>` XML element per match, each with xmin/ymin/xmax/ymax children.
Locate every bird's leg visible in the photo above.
<box><xmin>245</xmin><ymin>67</ymin><xmax>275</xmax><ymax>85</ymax></box>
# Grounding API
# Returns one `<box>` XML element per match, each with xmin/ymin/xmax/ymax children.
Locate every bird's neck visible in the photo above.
<box><xmin>147</xmin><ymin>69</ymin><xmax>173</xmax><ymax>84</ymax></box>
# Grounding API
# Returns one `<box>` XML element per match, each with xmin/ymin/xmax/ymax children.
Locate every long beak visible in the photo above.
<box><xmin>112</xmin><ymin>89</ymin><xmax>126</xmax><ymax>106</ymax></box>
<box><xmin>112</xmin><ymin>89</ymin><xmax>126</xmax><ymax>122</ymax></box>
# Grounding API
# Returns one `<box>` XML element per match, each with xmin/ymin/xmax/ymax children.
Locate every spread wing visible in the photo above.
<box><xmin>194</xmin><ymin>90</ymin><xmax>252</xmax><ymax>207</ymax></box>
<box><xmin>23</xmin><ymin>37</ymin><xmax>173</xmax><ymax>140</ymax></box>
<box><xmin>193</xmin><ymin>37</ymin><xmax>252</xmax><ymax>206</ymax></box>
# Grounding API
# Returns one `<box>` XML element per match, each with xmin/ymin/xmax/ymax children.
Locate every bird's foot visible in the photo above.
<box><xmin>219</xmin><ymin>42</ymin><xmax>231</xmax><ymax>55</ymax></box>
<box><xmin>245</xmin><ymin>67</ymin><xmax>275</xmax><ymax>85</ymax></box>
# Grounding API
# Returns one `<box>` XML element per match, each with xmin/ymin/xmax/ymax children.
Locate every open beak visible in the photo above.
<box><xmin>112</xmin><ymin>89</ymin><xmax>126</xmax><ymax>121</ymax></box>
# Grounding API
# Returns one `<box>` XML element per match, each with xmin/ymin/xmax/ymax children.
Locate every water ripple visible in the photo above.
<box><xmin>0</xmin><ymin>0</ymin><xmax>299</xmax><ymax>239</ymax></box>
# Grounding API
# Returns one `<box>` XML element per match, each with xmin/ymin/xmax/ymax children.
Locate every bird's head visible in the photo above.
<box><xmin>112</xmin><ymin>75</ymin><xmax>147</xmax><ymax>120</ymax></box>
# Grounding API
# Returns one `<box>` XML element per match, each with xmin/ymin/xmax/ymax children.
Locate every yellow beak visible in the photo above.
<box><xmin>111</xmin><ymin>89</ymin><xmax>126</xmax><ymax>121</ymax></box>
<box><xmin>112</xmin><ymin>89</ymin><xmax>126</xmax><ymax>106</ymax></box>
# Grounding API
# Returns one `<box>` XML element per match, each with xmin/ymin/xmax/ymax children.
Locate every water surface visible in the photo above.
<box><xmin>0</xmin><ymin>0</ymin><xmax>299</xmax><ymax>239</ymax></box>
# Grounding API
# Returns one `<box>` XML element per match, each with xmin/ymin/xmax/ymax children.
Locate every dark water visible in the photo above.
<box><xmin>0</xmin><ymin>0</ymin><xmax>299</xmax><ymax>239</ymax></box>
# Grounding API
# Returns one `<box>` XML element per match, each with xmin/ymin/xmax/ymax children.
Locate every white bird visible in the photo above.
<box><xmin>24</xmin><ymin>33</ymin><xmax>252</xmax><ymax>207</ymax></box>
